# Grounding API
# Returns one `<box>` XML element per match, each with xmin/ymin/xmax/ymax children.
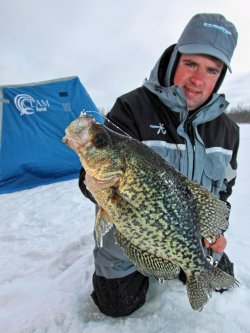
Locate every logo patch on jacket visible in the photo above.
<box><xmin>150</xmin><ymin>123</ymin><xmax>166</xmax><ymax>134</ymax></box>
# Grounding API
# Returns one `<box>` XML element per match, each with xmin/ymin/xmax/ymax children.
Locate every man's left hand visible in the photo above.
<box><xmin>204</xmin><ymin>234</ymin><xmax>227</xmax><ymax>253</ymax></box>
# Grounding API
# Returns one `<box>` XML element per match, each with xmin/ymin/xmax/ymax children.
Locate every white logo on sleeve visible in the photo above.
<box><xmin>150</xmin><ymin>123</ymin><xmax>166</xmax><ymax>134</ymax></box>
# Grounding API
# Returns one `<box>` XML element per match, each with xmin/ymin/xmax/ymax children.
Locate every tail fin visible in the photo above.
<box><xmin>187</xmin><ymin>265</ymin><xmax>239</xmax><ymax>311</ymax></box>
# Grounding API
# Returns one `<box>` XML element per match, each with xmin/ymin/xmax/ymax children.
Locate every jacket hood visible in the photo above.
<box><xmin>143</xmin><ymin>44</ymin><xmax>228</xmax><ymax>114</ymax></box>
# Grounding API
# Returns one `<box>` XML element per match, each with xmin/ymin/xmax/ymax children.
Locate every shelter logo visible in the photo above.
<box><xmin>14</xmin><ymin>94</ymin><xmax>50</xmax><ymax>116</ymax></box>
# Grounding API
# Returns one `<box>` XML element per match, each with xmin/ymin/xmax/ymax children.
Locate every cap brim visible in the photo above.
<box><xmin>178</xmin><ymin>44</ymin><xmax>232</xmax><ymax>72</ymax></box>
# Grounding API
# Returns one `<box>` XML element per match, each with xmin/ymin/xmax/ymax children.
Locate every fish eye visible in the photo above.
<box><xmin>93</xmin><ymin>133</ymin><xmax>108</xmax><ymax>148</ymax></box>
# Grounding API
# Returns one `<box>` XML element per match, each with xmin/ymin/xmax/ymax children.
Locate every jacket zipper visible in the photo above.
<box><xmin>185</xmin><ymin>117</ymin><xmax>196</xmax><ymax>179</ymax></box>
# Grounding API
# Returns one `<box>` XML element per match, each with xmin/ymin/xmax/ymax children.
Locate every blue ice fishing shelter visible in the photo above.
<box><xmin>0</xmin><ymin>76</ymin><xmax>104</xmax><ymax>194</ymax></box>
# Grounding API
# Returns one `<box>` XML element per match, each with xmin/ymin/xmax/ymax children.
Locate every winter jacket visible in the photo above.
<box><xmin>101</xmin><ymin>86</ymin><xmax>239</xmax><ymax>199</ymax></box>
<box><xmin>79</xmin><ymin>45</ymin><xmax>239</xmax><ymax>279</ymax></box>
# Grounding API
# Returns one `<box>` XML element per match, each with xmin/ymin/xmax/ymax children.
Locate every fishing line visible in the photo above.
<box><xmin>81</xmin><ymin>109</ymin><xmax>134</xmax><ymax>140</ymax></box>
<box><xmin>45</xmin><ymin>109</ymin><xmax>134</xmax><ymax>143</ymax></box>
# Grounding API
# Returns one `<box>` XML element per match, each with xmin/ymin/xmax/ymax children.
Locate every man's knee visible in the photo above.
<box><xmin>91</xmin><ymin>271</ymin><xmax>149</xmax><ymax>317</ymax></box>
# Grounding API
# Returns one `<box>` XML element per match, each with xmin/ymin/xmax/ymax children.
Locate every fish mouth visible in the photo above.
<box><xmin>62</xmin><ymin>123</ymin><xmax>93</xmax><ymax>150</ymax></box>
<box><xmin>63</xmin><ymin>114</ymin><xmax>96</xmax><ymax>148</ymax></box>
<box><xmin>63</xmin><ymin>135</ymin><xmax>92</xmax><ymax>151</ymax></box>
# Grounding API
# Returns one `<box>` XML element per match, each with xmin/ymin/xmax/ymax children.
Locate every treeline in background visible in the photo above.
<box><xmin>226</xmin><ymin>104</ymin><xmax>250</xmax><ymax>123</ymax></box>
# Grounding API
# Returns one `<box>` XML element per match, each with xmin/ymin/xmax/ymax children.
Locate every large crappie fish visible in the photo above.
<box><xmin>63</xmin><ymin>113</ymin><xmax>239</xmax><ymax>311</ymax></box>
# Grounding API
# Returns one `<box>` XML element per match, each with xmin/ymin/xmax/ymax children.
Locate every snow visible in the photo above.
<box><xmin>0</xmin><ymin>124</ymin><xmax>249</xmax><ymax>333</ymax></box>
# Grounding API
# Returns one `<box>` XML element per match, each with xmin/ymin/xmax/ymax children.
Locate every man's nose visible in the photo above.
<box><xmin>189</xmin><ymin>69</ymin><xmax>205</xmax><ymax>85</ymax></box>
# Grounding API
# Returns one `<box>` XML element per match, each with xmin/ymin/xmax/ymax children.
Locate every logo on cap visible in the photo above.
<box><xmin>203</xmin><ymin>22</ymin><xmax>232</xmax><ymax>36</ymax></box>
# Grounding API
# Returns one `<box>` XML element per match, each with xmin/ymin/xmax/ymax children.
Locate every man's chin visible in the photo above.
<box><xmin>187</xmin><ymin>100</ymin><xmax>203</xmax><ymax>111</ymax></box>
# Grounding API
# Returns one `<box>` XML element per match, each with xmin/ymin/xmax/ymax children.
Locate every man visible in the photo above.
<box><xmin>79</xmin><ymin>13</ymin><xmax>239</xmax><ymax>317</ymax></box>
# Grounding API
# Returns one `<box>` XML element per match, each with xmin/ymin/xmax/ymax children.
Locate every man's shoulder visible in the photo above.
<box><xmin>117</xmin><ymin>86</ymin><xmax>156</xmax><ymax>104</ymax></box>
<box><xmin>219</xmin><ymin>112</ymin><xmax>239</xmax><ymax>134</ymax></box>
<box><xmin>207</xmin><ymin>112</ymin><xmax>240</xmax><ymax>145</ymax></box>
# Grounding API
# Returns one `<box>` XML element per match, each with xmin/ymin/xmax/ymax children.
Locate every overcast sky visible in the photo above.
<box><xmin>1</xmin><ymin>0</ymin><xmax>249</xmax><ymax>110</ymax></box>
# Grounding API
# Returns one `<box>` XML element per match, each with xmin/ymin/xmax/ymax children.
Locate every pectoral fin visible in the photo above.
<box><xmin>95</xmin><ymin>208</ymin><xmax>113</xmax><ymax>247</ymax></box>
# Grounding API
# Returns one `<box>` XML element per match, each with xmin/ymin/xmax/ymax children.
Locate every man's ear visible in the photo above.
<box><xmin>212</xmin><ymin>65</ymin><xmax>228</xmax><ymax>93</ymax></box>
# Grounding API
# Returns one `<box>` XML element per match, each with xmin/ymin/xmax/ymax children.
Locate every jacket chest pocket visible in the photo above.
<box><xmin>201</xmin><ymin>150</ymin><xmax>232</xmax><ymax>196</ymax></box>
<box><xmin>145</xmin><ymin>143</ymin><xmax>186</xmax><ymax>173</ymax></box>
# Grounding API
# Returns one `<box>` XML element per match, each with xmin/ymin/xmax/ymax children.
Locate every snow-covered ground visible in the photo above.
<box><xmin>0</xmin><ymin>124</ymin><xmax>249</xmax><ymax>333</ymax></box>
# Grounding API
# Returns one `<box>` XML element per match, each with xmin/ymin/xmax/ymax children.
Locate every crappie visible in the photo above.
<box><xmin>63</xmin><ymin>113</ymin><xmax>239</xmax><ymax>311</ymax></box>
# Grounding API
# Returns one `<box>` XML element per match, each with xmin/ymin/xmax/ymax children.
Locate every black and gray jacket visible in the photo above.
<box><xmin>79</xmin><ymin>44</ymin><xmax>239</xmax><ymax>279</ymax></box>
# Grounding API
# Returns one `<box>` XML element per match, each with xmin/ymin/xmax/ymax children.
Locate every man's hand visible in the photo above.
<box><xmin>204</xmin><ymin>234</ymin><xmax>227</xmax><ymax>253</ymax></box>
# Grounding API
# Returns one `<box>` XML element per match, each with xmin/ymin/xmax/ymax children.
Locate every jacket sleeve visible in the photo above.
<box><xmin>78</xmin><ymin>167</ymin><xmax>97</xmax><ymax>204</ymax></box>
<box><xmin>219</xmin><ymin>124</ymin><xmax>240</xmax><ymax>205</ymax></box>
<box><xmin>78</xmin><ymin>96</ymin><xmax>141</xmax><ymax>201</ymax></box>
<box><xmin>104</xmin><ymin>97</ymin><xmax>142</xmax><ymax>140</ymax></box>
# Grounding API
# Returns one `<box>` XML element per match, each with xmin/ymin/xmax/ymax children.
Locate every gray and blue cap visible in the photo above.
<box><xmin>177</xmin><ymin>13</ymin><xmax>238</xmax><ymax>72</ymax></box>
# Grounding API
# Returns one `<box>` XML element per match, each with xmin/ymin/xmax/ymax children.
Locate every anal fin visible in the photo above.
<box><xmin>115</xmin><ymin>230</ymin><xmax>180</xmax><ymax>281</ymax></box>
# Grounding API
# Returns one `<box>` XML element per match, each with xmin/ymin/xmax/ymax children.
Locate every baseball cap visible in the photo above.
<box><xmin>177</xmin><ymin>13</ymin><xmax>238</xmax><ymax>72</ymax></box>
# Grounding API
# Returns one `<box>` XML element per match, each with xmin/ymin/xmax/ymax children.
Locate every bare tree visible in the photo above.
<box><xmin>226</xmin><ymin>104</ymin><xmax>250</xmax><ymax>123</ymax></box>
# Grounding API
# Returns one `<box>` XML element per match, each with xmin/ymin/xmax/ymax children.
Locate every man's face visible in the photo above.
<box><xmin>173</xmin><ymin>54</ymin><xmax>224</xmax><ymax>111</ymax></box>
